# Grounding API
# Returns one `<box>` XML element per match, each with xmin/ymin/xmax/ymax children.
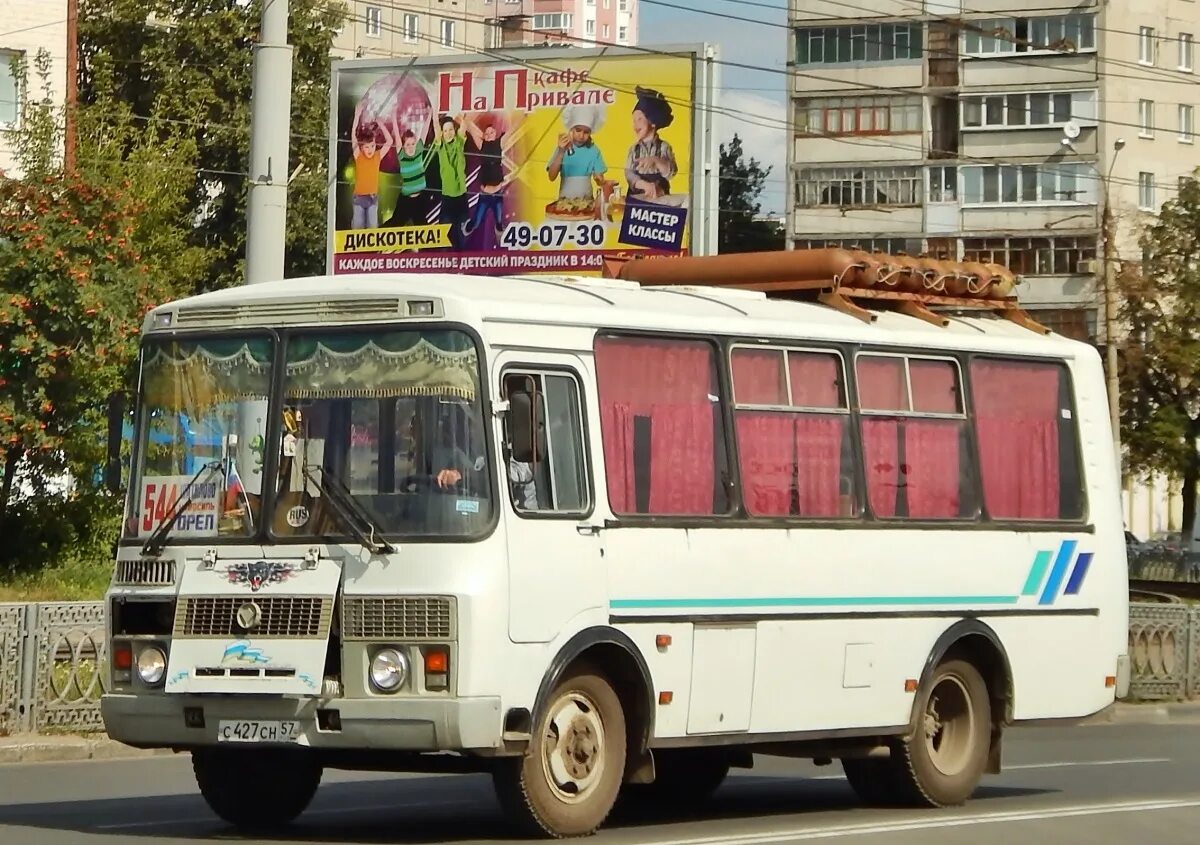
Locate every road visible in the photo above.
<box><xmin>1</xmin><ymin>722</ymin><xmax>1198</xmax><ymax>844</ymax></box>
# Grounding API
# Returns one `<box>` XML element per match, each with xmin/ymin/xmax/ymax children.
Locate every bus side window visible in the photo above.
<box><xmin>503</xmin><ymin>372</ymin><xmax>590</xmax><ymax>515</ymax></box>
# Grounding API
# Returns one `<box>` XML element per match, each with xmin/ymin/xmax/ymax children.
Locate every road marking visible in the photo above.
<box><xmin>93</xmin><ymin>797</ymin><xmax>473</xmax><ymax>830</ymax></box>
<box><xmin>629</xmin><ymin>798</ymin><xmax>1200</xmax><ymax>845</ymax></box>
<box><xmin>800</xmin><ymin>756</ymin><xmax>1170</xmax><ymax>780</ymax></box>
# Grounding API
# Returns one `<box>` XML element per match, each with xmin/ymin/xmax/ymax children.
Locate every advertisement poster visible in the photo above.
<box><xmin>328</xmin><ymin>49</ymin><xmax>709</xmax><ymax>276</ymax></box>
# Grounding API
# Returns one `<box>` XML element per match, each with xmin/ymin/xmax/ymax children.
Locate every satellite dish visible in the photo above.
<box><xmin>1063</xmin><ymin>121</ymin><xmax>1082</xmax><ymax>140</ymax></box>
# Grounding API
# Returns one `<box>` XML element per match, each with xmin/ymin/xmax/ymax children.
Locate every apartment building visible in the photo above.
<box><xmin>337</xmin><ymin>0</ymin><xmax>639</xmax><ymax>57</ymax></box>
<box><xmin>786</xmin><ymin>0</ymin><xmax>1200</xmax><ymax>342</ymax></box>
<box><xmin>0</xmin><ymin>1</ymin><xmax>68</xmax><ymax>177</ymax></box>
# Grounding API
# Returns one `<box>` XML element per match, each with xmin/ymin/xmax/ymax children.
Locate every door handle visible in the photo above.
<box><xmin>576</xmin><ymin>523</ymin><xmax>601</xmax><ymax>536</ymax></box>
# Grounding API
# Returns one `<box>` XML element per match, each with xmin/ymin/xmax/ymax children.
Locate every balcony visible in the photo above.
<box><xmin>491</xmin><ymin>0</ymin><xmax>534</xmax><ymax>18</ymax></box>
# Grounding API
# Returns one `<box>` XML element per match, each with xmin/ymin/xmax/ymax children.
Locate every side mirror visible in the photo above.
<box><xmin>508</xmin><ymin>391</ymin><xmax>536</xmax><ymax>463</ymax></box>
<box><xmin>104</xmin><ymin>392</ymin><xmax>125</xmax><ymax>494</ymax></box>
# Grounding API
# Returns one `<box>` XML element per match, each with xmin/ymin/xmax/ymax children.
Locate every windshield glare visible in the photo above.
<box><xmin>125</xmin><ymin>336</ymin><xmax>273</xmax><ymax>540</ymax></box>
<box><xmin>272</xmin><ymin>329</ymin><xmax>492</xmax><ymax>539</ymax></box>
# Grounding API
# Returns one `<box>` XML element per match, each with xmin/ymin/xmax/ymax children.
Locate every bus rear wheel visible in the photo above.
<box><xmin>892</xmin><ymin>658</ymin><xmax>991</xmax><ymax>807</ymax></box>
<box><xmin>494</xmin><ymin>666</ymin><xmax>627</xmax><ymax>837</ymax></box>
<box><xmin>841</xmin><ymin>757</ymin><xmax>901</xmax><ymax>806</ymax></box>
<box><xmin>192</xmin><ymin>747</ymin><xmax>322</xmax><ymax>831</ymax></box>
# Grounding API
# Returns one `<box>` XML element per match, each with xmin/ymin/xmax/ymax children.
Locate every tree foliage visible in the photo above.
<box><xmin>1118</xmin><ymin>173</ymin><xmax>1200</xmax><ymax>533</ymax></box>
<box><xmin>78</xmin><ymin>0</ymin><xmax>346</xmax><ymax>291</ymax></box>
<box><xmin>717</xmin><ymin>134</ymin><xmax>784</xmax><ymax>254</ymax></box>
<box><xmin>0</xmin><ymin>52</ymin><xmax>198</xmax><ymax>565</ymax></box>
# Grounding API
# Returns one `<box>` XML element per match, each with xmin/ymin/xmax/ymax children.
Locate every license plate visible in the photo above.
<box><xmin>216</xmin><ymin>720</ymin><xmax>301</xmax><ymax>744</ymax></box>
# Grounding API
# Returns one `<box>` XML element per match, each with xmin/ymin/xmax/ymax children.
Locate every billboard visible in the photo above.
<box><xmin>327</xmin><ymin>46</ymin><xmax>716</xmax><ymax>276</ymax></box>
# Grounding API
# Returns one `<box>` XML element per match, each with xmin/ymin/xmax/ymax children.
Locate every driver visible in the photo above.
<box><xmin>423</xmin><ymin>405</ymin><xmax>484</xmax><ymax>491</ymax></box>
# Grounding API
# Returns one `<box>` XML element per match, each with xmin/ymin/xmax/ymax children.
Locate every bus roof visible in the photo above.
<box><xmin>145</xmin><ymin>273</ymin><xmax>1091</xmax><ymax>360</ymax></box>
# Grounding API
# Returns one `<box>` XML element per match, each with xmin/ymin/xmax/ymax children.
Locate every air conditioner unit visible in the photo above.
<box><xmin>1077</xmin><ymin>259</ymin><xmax>1099</xmax><ymax>274</ymax></box>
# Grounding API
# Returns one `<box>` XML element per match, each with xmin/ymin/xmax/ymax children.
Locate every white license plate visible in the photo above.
<box><xmin>216</xmin><ymin>720</ymin><xmax>301</xmax><ymax>744</ymax></box>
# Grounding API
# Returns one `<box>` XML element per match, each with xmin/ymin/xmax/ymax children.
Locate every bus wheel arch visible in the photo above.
<box><xmin>914</xmin><ymin>620</ymin><xmax>1013</xmax><ymax>776</ymax></box>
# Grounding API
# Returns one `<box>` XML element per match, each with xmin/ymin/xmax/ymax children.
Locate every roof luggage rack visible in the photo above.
<box><xmin>602</xmin><ymin>249</ymin><xmax>1050</xmax><ymax>335</ymax></box>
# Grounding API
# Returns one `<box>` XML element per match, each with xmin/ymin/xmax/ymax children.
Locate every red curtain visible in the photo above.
<box><xmin>904</xmin><ymin>419</ymin><xmax>962</xmax><ymax>518</ymax></box>
<box><xmin>796</xmin><ymin>416</ymin><xmax>844</xmax><ymax>516</ymax></box>
<box><xmin>735</xmin><ymin>412</ymin><xmax>794</xmax><ymax>516</ymax></box>
<box><xmin>732</xmin><ymin>349</ymin><xmax>787</xmax><ymax>405</ymax></box>
<box><xmin>970</xmin><ymin>360</ymin><xmax>1061</xmax><ymax>519</ymax></box>
<box><xmin>857</xmin><ymin>356</ymin><xmax>907</xmax><ymax>411</ymax></box>
<box><xmin>595</xmin><ymin>337</ymin><xmax>718</xmax><ymax>515</ymax></box>
<box><xmin>861</xmin><ymin>418</ymin><xmax>900</xmax><ymax>517</ymax></box>
<box><xmin>789</xmin><ymin>352</ymin><xmax>842</xmax><ymax>408</ymax></box>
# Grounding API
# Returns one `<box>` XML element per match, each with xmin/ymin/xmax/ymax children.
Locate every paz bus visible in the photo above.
<box><xmin>101</xmin><ymin>249</ymin><xmax>1129</xmax><ymax>837</ymax></box>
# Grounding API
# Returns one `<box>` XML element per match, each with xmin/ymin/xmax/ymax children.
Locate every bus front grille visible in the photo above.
<box><xmin>174</xmin><ymin>597</ymin><xmax>332</xmax><ymax>638</ymax></box>
<box><xmin>341</xmin><ymin>596</ymin><xmax>456</xmax><ymax>641</ymax></box>
<box><xmin>114</xmin><ymin>559</ymin><xmax>176</xmax><ymax>587</ymax></box>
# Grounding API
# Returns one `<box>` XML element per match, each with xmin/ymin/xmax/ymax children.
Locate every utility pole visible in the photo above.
<box><xmin>1101</xmin><ymin>139</ymin><xmax>1125</xmax><ymax>469</ymax></box>
<box><xmin>65</xmin><ymin>0</ymin><xmax>77</xmax><ymax>174</ymax></box>
<box><xmin>245</xmin><ymin>0</ymin><xmax>294</xmax><ymax>285</ymax></box>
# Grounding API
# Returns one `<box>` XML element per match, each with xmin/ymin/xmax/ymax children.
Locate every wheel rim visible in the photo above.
<box><xmin>923</xmin><ymin>674</ymin><xmax>975</xmax><ymax>776</ymax></box>
<box><xmin>540</xmin><ymin>691</ymin><xmax>606</xmax><ymax>803</ymax></box>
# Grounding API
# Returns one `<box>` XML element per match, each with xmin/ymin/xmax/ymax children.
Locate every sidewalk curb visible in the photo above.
<box><xmin>1086</xmin><ymin>701</ymin><xmax>1200</xmax><ymax>726</ymax></box>
<box><xmin>0</xmin><ymin>735</ymin><xmax>177</xmax><ymax>764</ymax></box>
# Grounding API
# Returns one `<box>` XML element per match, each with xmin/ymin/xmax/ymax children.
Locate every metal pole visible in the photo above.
<box><xmin>1102</xmin><ymin>143</ymin><xmax>1123</xmax><ymax>468</ymax></box>
<box><xmin>65</xmin><ymin>0</ymin><xmax>77</xmax><ymax>175</ymax></box>
<box><xmin>245</xmin><ymin>0</ymin><xmax>294</xmax><ymax>285</ymax></box>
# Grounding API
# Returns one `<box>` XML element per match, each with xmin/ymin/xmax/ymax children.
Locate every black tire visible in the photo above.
<box><xmin>494</xmin><ymin>666</ymin><xmax>627</xmax><ymax>838</ymax></box>
<box><xmin>891</xmin><ymin>658</ymin><xmax>992</xmax><ymax>807</ymax></box>
<box><xmin>841</xmin><ymin>757</ymin><xmax>900</xmax><ymax>806</ymax></box>
<box><xmin>636</xmin><ymin>750</ymin><xmax>730</xmax><ymax>802</ymax></box>
<box><xmin>192</xmin><ymin>747</ymin><xmax>322</xmax><ymax>831</ymax></box>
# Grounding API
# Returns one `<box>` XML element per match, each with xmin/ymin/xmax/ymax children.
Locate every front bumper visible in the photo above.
<box><xmin>101</xmin><ymin>693</ymin><xmax>503</xmax><ymax>752</ymax></box>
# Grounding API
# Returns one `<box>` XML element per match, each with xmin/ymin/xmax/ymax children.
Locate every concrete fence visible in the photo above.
<box><xmin>0</xmin><ymin>599</ymin><xmax>1193</xmax><ymax>735</ymax></box>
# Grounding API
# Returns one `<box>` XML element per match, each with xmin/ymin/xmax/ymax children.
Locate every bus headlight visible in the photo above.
<box><xmin>137</xmin><ymin>646</ymin><xmax>167</xmax><ymax>687</ymax></box>
<box><xmin>370</xmin><ymin>648</ymin><xmax>408</xmax><ymax>693</ymax></box>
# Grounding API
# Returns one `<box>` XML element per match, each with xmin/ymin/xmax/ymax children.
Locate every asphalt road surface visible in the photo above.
<box><xmin>1</xmin><ymin>722</ymin><xmax>1197</xmax><ymax>844</ymax></box>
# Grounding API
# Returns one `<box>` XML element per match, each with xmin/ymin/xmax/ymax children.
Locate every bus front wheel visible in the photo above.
<box><xmin>192</xmin><ymin>747</ymin><xmax>322</xmax><ymax>831</ymax></box>
<box><xmin>892</xmin><ymin>658</ymin><xmax>992</xmax><ymax>807</ymax></box>
<box><xmin>494</xmin><ymin>666</ymin><xmax>627</xmax><ymax>837</ymax></box>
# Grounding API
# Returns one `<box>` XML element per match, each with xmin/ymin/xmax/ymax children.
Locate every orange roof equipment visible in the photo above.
<box><xmin>602</xmin><ymin>249</ymin><xmax>1048</xmax><ymax>335</ymax></box>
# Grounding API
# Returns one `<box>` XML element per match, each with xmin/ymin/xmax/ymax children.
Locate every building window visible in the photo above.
<box><xmin>594</xmin><ymin>336</ymin><xmax>730</xmax><ymax>516</ymax></box>
<box><xmin>795</xmin><ymin>24</ymin><xmax>923</xmax><ymax>66</ymax></box>
<box><xmin>961</xmin><ymin>236</ymin><xmax>1097</xmax><ymax>275</ymax></box>
<box><xmin>365</xmin><ymin>6</ymin><xmax>382</xmax><ymax>38</ymax></box>
<box><xmin>962</xmin><ymin>15</ymin><xmax>1096</xmax><ymax>57</ymax></box>
<box><xmin>534</xmin><ymin>13</ymin><xmax>573</xmax><ymax>30</ymax></box>
<box><xmin>961</xmin><ymin>90</ymin><xmax>1096</xmax><ymax>129</ymax></box>
<box><xmin>970</xmin><ymin>359</ymin><xmax>1083</xmax><ymax>521</ymax></box>
<box><xmin>603</xmin><ymin>23</ymin><xmax>610</xmax><ymax>38</ymax></box>
<box><xmin>795</xmin><ymin>96</ymin><xmax>922</xmax><ymax>137</ymax></box>
<box><xmin>619</xmin><ymin>0</ymin><xmax>628</xmax><ymax>8</ymax></box>
<box><xmin>618</xmin><ymin>25</ymin><xmax>627</xmax><ymax>41</ymax></box>
<box><xmin>794</xmin><ymin>167</ymin><xmax>923</xmax><ymax>208</ymax></box>
<box><xmin>856</xmin><ymin>355</ymin><xmax>976</xmax><ymax>520</ymax></box>
<box><xmin>1140</xmin><ymin>26</ymin><xmax>1156</xmax><ymax>65</ymax></box>
<box><xmin>1139</xmin><ymin>172</ymin><xmax>1156</xmax><ymax>209</ymax></box>
<box><xmin>586</xmin><ymin>19</ymin><xmax>595</xmax><ymax>35</ymax></box>
<box><xmin>960</xmin><ymin>164</ymin><xmax>1095</xmax><ymax>205</ymax></box>
<box><xmin>1181</xmin><ymin>34</ymin><xmax>1194</xmax><ymax>71</ymax></box>
<box><xmin>794</xmin><ymin>237</ymin><xmax>923</xmax><ymax>255</ymax></box>
<box><xmin>0</xmin><ymin>50</ymin><xmax>20</xmax><ymax>126</ymax></box>
<box><xmin>928</xmin><ymin>166</ymin><xmax>957</xmax><ymax>202</ymax></box>
<box><xmin>730</xmin><ymin>347</ymin><xmax>855</xmax><ymax>518</ymax></box>
<box><xmin>1181</xmin><ymin>104</ymin><xmax>1194</xmax><ymax>142</ymax></box>
<box><xmin>1139</xmin><ymin>99</ymin><xmax>1155</xmax><ymax>137</ymax></box>
<box><xmin>403</xmin><ymin>14</ymin><xmax>419</xmax><ymax>43</ymax></box>
<box><xmin>440</xmin><ymin>19</ymin><xmax>455</xmax><ymax>47</ymax></box>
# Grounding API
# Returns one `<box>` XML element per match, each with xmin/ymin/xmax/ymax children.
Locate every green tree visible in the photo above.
<box><xmin>78</xmin><ymin>0</ymin><xmax>346</xmax><ymax>291</ymax></box>
<box><xmin>718</xmin><ymin>134</ymin><xmax>784</xmax><ymax>254</ymax></box>
<box><xmin>0</xmin><ymin>50</ymin><xmax>198</xmax><ymax>567</ymax></box>
<box><xmin>1118</xmin><ymin>173</ymin><xmax>1200</xmax><ymax>535</ymax></box>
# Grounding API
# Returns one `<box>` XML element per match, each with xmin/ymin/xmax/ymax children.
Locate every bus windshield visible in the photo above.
<box><xmin>271</xmin><ymin>328</ymin><xmax>492</xmax><ymax>540</ymax></box>
<box><xmin>126</xmin><ymin>335</ymin><xmax>274</xmax><ymax>540</ymax></box>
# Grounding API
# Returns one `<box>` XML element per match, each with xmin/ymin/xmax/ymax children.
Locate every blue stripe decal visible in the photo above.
<box><xmin>1022</xmin><ymin>550</ymin><xmax>1054</xmax><ymax>596</ymax></box>
<box><xmin>1064</xmin><ymin>552</ymin><xmax>1094</xmax><ymax>596</ymax></box>
<box><xmin>1038</xmin><ymin>540</ymin><xmax>1078</xmax><ymax>606</ymax></box>
<box><xmin>609</xmin><ymin>595</ymin><xmax>1019</xmax><ymax>610</ymax></box>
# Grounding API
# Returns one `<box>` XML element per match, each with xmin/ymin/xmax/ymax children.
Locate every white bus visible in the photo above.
<box><xmin>102</xmin><ymin>263</ymin><xmax>1128</xmax><ymax>837</ymax></box>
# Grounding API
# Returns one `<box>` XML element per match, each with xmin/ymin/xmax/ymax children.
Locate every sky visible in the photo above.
<box><xmin>641</xmin><ymin>0</ymin><xmax>789</xmax><ymax>215</ymax></box>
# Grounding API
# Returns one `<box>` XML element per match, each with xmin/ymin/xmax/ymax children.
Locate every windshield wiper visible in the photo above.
<box><xmin>301</xmin><ymin>466</ymin><xmax>395</xmax><ymax>554</ymax></box>
<box><xmin>141</xmin><ymin>460</ymin><xmax>224</xmax><ymax>556</ymax></box>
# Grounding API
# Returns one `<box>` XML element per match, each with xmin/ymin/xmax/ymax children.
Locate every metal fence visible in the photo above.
<box><xmin>0</xmin><ymin>598</ymin><xmax>1197</xmax><ymax>734</ymax></box>
<box><xmin>0</xmin><ymin>602</ymin><xmax>105</xmax><ymax>735</ymax></box>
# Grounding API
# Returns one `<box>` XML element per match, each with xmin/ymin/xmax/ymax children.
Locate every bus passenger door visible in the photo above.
<box><xmin>496</xmin><ymin>357</ymin><xmax>605</xmax><ymax>644</ymax></box>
